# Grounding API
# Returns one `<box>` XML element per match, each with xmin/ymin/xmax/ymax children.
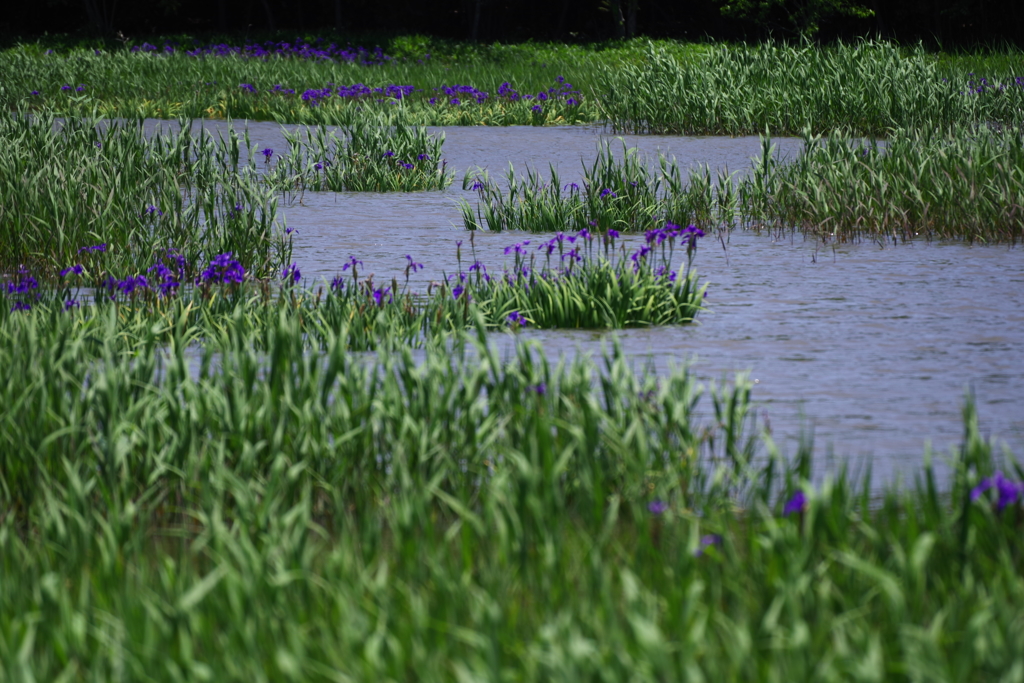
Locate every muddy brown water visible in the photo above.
<box><xmin>166</xmin><ymin>120</ymin><xmax>1024</xmax><ymax>482</ymax></box>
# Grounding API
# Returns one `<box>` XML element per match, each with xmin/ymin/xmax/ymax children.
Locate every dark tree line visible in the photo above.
<box><xmin>3</xmin><ymin>0</ymin><xmax>1023</xmax><ymax>47</ymax></box>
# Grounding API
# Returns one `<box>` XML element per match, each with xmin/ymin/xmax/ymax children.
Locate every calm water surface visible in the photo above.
<box><xmin>181</xmin><ymin>121</ymin><xmax>1024</xmax><ymax>480</ymax></box>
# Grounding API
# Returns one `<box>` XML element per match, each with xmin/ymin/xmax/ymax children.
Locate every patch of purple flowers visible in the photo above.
<box><xmin>281</xmin><ymin>263</ymin><xmax>301</xmax><ymax>283</ymax></box>
<box><xmin>200</xmin><ymin>252</ymin><xmax>246</xmax><ymax>285</ymax></box>
<box><xmin>507</xmin><ymin>310</ymin><xmax>528</xmax><ymax>328</ymax></box>
<box><xmin>971</xmin><ymin>471</ymin><xmax>1024</xmax><ymax>512</ymax></box>
<box><xmin>6</xmin><ymin>267</ymin><xmax>38</xmax><ymax>296</ymax></box>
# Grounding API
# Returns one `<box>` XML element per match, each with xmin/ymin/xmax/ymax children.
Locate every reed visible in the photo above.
<box><xmin>451</xmin><ymin>226</ymin><xmax>707</xmax><ymax>328</ymax></box>
<box><xmin>3</xmin><ymin>228</ymin><xmax>706</xmax><ymax>335</ymax></box>
<box><xmin>737</xmin><ymin>125</ymin><xmax>1024</xmax><ymax>243</ymax></box>
<box><xmin>598</xmin><ymin>41</ymin><xmax>1024</xmax><ymax>136</ymax></box>
<box><xmin>0</xmin><ymin>300</ymin><xmax>1021</xmax><ymax>680</ymax></box>
<box><xmin>459</xmin><ymin>142</ymin><xmax>735</xmax><ymax>233</ymax></box>
<box><xmin>1</xmin><ymin>41</ymin><xmax>605</xmax><ymax>125</ymax></box>
<box><xmin>270</xmin><ymin>117</ymin><xmax>452</xmax><ymax>192</ymax></box>
<box><xmin>0</xmin><ymin>107</ymin><xmax>455</xmax><ymax>278</ymax></box>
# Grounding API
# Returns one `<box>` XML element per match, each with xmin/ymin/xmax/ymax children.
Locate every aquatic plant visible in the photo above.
<box><xmin>460</xmin><ymin>142</ymin><xmax>736</xmax><ymax>233</ymax></box>
<box><xmin>0</xmin><ymin>106</ymin><xmax>459</xmax><ymax>277</ymax></box>
<box><xmin>2</xmin><ymin>40</ymin><xmax>599</xmax><ymax>125</ymax></box>
<box><xmin>268</xmin><ymin>117</ymin><xmax>452</xmax><ymax>192</ymax></box>
<box><xmin>598</xmin><ymin>41</ymin><xmax>1024</xmax><ymax>136</ymax></box>
<box><xmin>0</xmin><ymin>107</ymin><xmax>287</xmax><ymax>278</ymax></box>
<box><xmin>0</xmin><ymin>292</ymin><xmax>1021</xmax><ymax>679</ymax></box>
<box><xmin>4</xmin><ymin>226</ymin><xmax>707</xmax><ymax>340</ymax></box>
<box><xmin>738</xmin><ymin>125</ymin><xmax>1024</xmax><ymax>243</ymax></box>
<box><xmin>450</xmin><ymin>226</ymin><xmax>706</xmax><ymax>328</ymax></box>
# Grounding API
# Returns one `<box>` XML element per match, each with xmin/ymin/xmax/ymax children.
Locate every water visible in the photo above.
<box><xmin>177</xmin><ymin>120</ymin><xmax>1024</xmax><ymax>480</ymax></box>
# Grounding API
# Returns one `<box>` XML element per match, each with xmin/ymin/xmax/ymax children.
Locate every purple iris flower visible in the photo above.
<box><xmin>681</xmin><ymin>224</ymin><xmax>706</xmax><ymax>239</ymax></box>
<box><xmin>118</xmin><ymin>275</ymin><xmax>149</xmax><ymax>294</ymax></box>
<box><xmin>405</xmin><ymin>255</ymin><xmax>424</xmax><ymax>273</ymax></box>
<box><xmin>201</xmin><ymin>252</ymin><xmax>246</xmax><ymax>284</ymax></box>
<box><xmin>693</xmin><ymin>534</ymin><xmax>723</xmax><ymax>557</ymax></box>
<box><xmin>282</xmin><ymin>263</ymin><xmax>301</xmax><ymax>283</ymax></box>
<box><xmin>6</xmin><ymin>268</ymin><xmax>39</xmax><ymax>295</ymax></box>
<box><xmin>372</xmin><ymin>286</ymin><xmax>390</xmax><ymax>306</ymax></box>
<box><xmin>783</xmin><ymin>491</ymin><xmax>807</xmax><ymax>516</ymax></box>
<box><xmin>648</xmin><ymin>500</ymin><xmax>669</xmax><ymax>515</ymax></box>
<box><xmin>503</xmin><ymin>241</ymin><xmax>530</xmax><ymax>256</ymax></box>
<box><xmin>971</xmin><ymin>471</ymin><xmax>1024</xmax><ymax>511</ymax></box>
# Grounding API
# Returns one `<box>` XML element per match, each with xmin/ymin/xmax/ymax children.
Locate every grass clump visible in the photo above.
<box><xmin>738</xmin><ymin>125</ymin><xmax>1024</xmax><ymax>243</ymax></box>
<box><xmin>270</xmin><ymin>117</ymin><xmax>452</xmax><ymax>192</ymax></box>
<box><xmin>3</xmin><ymin>226</ymin><xmax>707</xmax><ymax>335</ymax></box>
<box><xmin>452</xmin><ymin>226</ymin><xmax>706</xmax><ymax>328</ymax></box>
<box><xmin>460</xmin><ymin>142</ymin><xmax>736</xmax><ymax>233</ymax></box>
<box><xmin>598</xmin><ymin>41</ymin><xmax>1024</xmax><ymax>136</ymax></box>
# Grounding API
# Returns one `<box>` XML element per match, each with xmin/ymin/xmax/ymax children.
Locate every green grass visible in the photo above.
<box><xmin>0</xmin><ymin>107</ymin><xmax>457</xmax><ymax>278</ymax></box>
<box><xmin>3</xmin><ymin>226</ymin><xmax>706</xmax><ymax>336</ymax></box>
<box><xmin>0</xmin><ymin>38</ymin><xmax>634</xmax><ymax>124</ymax></box>
<box><xmin>459</xmin><ymin>141</ymin><xmax>735</xmax><ymax>233</ymax></box>
<box><xmin>4</xmin><ymin>34</ymin><xmax>1024</xmax><ymax>679</ymax></box>
<box><xmin>1</xmin><ymin>300</ymin><xmax>1022</xmax><ymax>680</ymax></box>
<box><xmin>737</xmin><ymin>125</ymin><xmax>1024</xmax><ymax>243</ymax></box>
<box><xmin>598</xmin><ymin>41</ymin><xmax>1024</xmax><ymax>136</ymax></box>
<box><xmin>3</xmin><ymin>36</ymin><xmax>1021</xmax><ymax>134</ymax></box>
<box><xmin>268</xmin><ymin>117</ymin><xmax>452</xmax><ymax>192</ymax></box>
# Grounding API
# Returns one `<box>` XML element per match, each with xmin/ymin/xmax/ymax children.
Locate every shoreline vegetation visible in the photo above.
<box><xmin>2</xmin><ymin>303</ymin><xmax>1022</xmax><ymax>678</ymax></box>
<box><xmin>2</xmin><ymin>33</ymin><xmax>1024</xmax><ymax>680</ymax></box>
<box><xmin>1</xmin><ymin>38</ymin><xmax>1021</xmax><ymax>133</ymax></box>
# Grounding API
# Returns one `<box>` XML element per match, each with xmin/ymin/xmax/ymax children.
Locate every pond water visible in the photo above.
<box><xmin>177</xmin><ymin>120</ymin><xmax>1024</xmax><ymax>481</ymax></box>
